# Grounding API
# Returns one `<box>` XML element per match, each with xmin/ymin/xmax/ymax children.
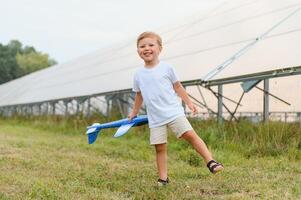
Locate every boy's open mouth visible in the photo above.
<box><xmin>143</xmin><ymin>52</ymin><xmax>152</xmax><ymax>56</ymax></box>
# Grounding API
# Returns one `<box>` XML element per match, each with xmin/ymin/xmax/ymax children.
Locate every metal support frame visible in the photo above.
<box><xmin>202</xmin><ymin>65</ymin><xmax>301</xmax><ymax>87</ymax></box>
<box><xmin>87</xmin><ymin>97</ymin><xmax>91</xmax><ymax>117</ymax></box>
<box><xmin>89</xmin><ymin>97</ymin><xmax>105</xmax><ymax>116</ymax></box>
<box><xmin>128</xmin><ymin>93</ymin><xmax>146</xmax><ymax>114</ymax></box>
<box><xmin>38</xmin><ymin>104</ymin><xmax>41</xmax><ymax>116</ymax></box>
<box><xmin>197</xmin><ymin>85</ymin><xmax>212</xmax><ymax>116</ymax></box>
<box><xmin>182</xmin><ymin>85</ymin><xmax>187</xmax><ymax>113</ymax></box>
<box><xmin>207</xmin><ymin>86</ymin><xmax>238</xmax><ymax>121</ymax></box>
<box><xmin>255</xmin><ymin>86</ymin><xmax>290</xmax><ymax>106</ymax></box>
<box><xmin>117</xmin><ymin>98</ymin><xmax>125</xmax><ymax>118</ymax></box>
<box><xmin>263</xmin><ymin>79</ymin><xmax>269</xmax><ymax>122</ymax></box>
<box><xmin>105</xmin><ymin>96</ymin><xmax>111</xmax><ymax>117</ymax></box>
<box><xmin>64</xmin><ymin>101</ymin><xmax>69</xmax><ymax>116</ymax></box>
<box><xmin>217</xmin><ymin>85</ymin><xmax>223</xmax><ymax>124</ymax></box>
<box><xmin>52</xmin><ymin>102</ymin><xmax>57</xmax><ymax>115</ymax></box>
<box><xmin>230</xmin><ymin>91</ymin><xmax>245</xmax><ymax>121</ymax></box>
<box><xmin>75</xmin><ymin>99</ymin><xmax>80</xmax><ymax>115</ymax></box>
<box><xmin>75</xmin><ymin>97</ymin><xmax>88</xmax><ymax>115</ymax></box>
<box><xmin>0</xmin><ymin>66</ymin><xmax>300</xmax><ymax>121</ymax></box>
<box><xmin>187</xmin><ymin>93</ymin><xmax>216</xmax><ymax>115</ymax></box>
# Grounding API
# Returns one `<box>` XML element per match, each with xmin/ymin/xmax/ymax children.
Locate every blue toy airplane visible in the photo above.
<box><xmin>86</xmin><ymin>115</ymin><xmax>148</xmax><ymax>144</ymax></box>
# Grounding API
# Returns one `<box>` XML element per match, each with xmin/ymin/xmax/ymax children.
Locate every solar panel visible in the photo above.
<box><xmin>0</xmin><ymin>0</ymin><xmax>301</xmax><ymax>107</ymax></box>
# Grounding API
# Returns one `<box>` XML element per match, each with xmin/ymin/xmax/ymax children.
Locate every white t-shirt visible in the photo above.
<box><xmin>133</xmin><ymin>61</ymin><xmax>185</xmax><ymax>128</ymax></box>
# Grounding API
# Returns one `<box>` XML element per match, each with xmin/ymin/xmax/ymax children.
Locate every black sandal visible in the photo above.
<box><xmin>157</xmin><ymin>177</ymin><xmax>169</xmax><ymax>186</ymax></box>
<box><xmin>207</xmin><ymin>160</ymin><xmax>224</xmax><ymax>174</ymax></box>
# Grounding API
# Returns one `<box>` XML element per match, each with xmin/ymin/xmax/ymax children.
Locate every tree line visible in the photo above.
<box><xmin>0</xmin><ymin>40</ymin><xmax>57</xmax><ymax>84</ymax></box>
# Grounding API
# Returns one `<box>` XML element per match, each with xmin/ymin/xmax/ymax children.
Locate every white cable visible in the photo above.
<box><xmin>202</xmin><ymin>6</ymin><xmax>301</xmax><ymax>81</ymax></box>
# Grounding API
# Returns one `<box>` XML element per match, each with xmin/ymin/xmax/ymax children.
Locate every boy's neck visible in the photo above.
<box><xmin>144</xmin><ymin>60</ymin><xmax>160</xmax><ymax>68</ymax></box>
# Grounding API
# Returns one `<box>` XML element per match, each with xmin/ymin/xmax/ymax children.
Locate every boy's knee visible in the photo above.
<box><xmin>155</xmin><ymin>143</ymin><xmax>166</xmax><ymax>153</ymax></box>
<box><xmin>181</xmin><ymin>130</ymin><xmax>197</xmax><ymax>141</ymax></box>
<box><xmin>181</xmin><ymin>130</ymin><xmax>194</xmax><ymax>138</ymax></box>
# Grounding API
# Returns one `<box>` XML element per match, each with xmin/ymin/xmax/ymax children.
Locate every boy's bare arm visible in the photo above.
<box><xmin>128</xmin><ymin>92</ymin><xmax>143</xmax><ymax>119</ymax></box>
<box><xmin>173</xmin><ymin>81</ymin><xmax>197</xmax><ymax>114</ymax></box>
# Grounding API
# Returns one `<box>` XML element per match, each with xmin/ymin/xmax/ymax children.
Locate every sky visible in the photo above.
<box><xmin>0</xmin><ymin>0</ymin><xmax>220</xmax><ymax>64</ymax></box>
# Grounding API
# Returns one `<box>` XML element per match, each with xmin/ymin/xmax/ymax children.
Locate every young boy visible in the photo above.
<box><xmin>128</xmin><ymin>31</ymin><xmax>223</xmax><ymax>186</ymax></box>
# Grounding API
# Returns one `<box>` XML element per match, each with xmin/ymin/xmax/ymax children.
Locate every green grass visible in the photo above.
<box><xmin>0</xmin><ymin>116</ymin><xmax>300</xmax><ymax>199</ymax></box>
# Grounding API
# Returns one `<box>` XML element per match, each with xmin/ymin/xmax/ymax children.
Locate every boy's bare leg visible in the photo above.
<box><xmin>181</xmin><ymin>130</ymin><xmax>224</xmax><ymax>173</ymax></box>
<box><xmin>180</xmin><ymin>130</ymin><xmax>213</xmax><ymax>163</ymax></box>
<box><xmin>155</xmin><ymin>143</ymin><xmax>168</xmax><ymax>180</ymax></box>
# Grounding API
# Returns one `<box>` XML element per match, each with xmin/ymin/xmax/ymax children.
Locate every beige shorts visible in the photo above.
<box><xmin>150</xmin><ymin>116</ymin><xmax>193</xmax><ymax>145</ymax></box>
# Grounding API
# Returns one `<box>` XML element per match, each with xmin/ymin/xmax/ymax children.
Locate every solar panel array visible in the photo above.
<box><xmin>0</xmin><ymin>0</ymin><xmax>300</xmax><ymax>107</ymax></box>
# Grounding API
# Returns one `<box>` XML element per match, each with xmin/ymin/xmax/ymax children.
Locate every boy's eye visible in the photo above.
<box><xmin>138</xmin><ymin>43</ymin><xmax>156</xmax><ymax>49</ymax></box>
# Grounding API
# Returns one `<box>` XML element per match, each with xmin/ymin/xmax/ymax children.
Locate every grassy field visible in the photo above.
<box><xmin>0</xmin><ymin>116</ymin><xmax>301</xmax><ymax>199</ymax></box>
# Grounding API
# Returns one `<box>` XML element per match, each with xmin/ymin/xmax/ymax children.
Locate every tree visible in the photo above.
<box><xmin>0</xmin><ymin>44</ymin><xmax>20</xmax><ymax>84</ymax></box>
<box><xmin>16</xmin><ymin>52</ymin><xmax>50</xmax><ymax>75</ymax></box>
<box><xmin>7</xmin><ymin>40</ymin><xmax>22</xmax><ymax>54</ymax></box>
<box><xmin>0</xmin><ymin>40</ymin><xmax>57</xmax><ymax>84</ymax></box>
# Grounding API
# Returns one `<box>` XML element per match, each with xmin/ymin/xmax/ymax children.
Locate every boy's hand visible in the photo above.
<box><xmin>188</xmin><ymin>103</ymin><xmax>198</xmax><ymax>115</ymax></box>
<box><xmin>127</xmin><ymin>112</ymin><xmax>137</xmax><ymax>121</ymax></box>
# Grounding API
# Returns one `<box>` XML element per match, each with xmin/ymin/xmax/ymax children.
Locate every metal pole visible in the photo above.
<box><xmin>230</xmin><ymin>92</ymin><xmax>245</xmax><ymax>121</ymax></box>
<box><xmin>183</xmin><ymin>85</ymin><xmax>187</xmax><ymax>114</ymax></box>
<box><xmin>45</xmin><ymin>102</ymin><xmax>49</xmax><ymax>115</ymax></box>
<box><xmin>76</xmin><ymin>99</ymin><xmax>79</xmax><ymax>115</ymax></box>
<box><xmin>263</xmin><ymin>79</ymin><xmax>269</xmax><ymax>122</ymax></box>
<box><xmin>38</xmin><ymin>104</ymin><xmax>41</xmax><ymax>116</ymax></box>
<box><xmin>12</xmin><ymin>106</ymin><xmax>16</xmax><ymax>116</ymax></box>
<box><xmin>218</xmin><ymin>85</ymin><xmax>223</xmax><ymax>124</ymax></box>
<box><xmin>197</xmin><ymin>85</ymin><xmax>211</xmax><ymax>116</ymax></box>
<box><xmin>87</xmin><ymin>97</ymin><xmax>91</xmax><ymax>117</ymax></box>
<box><xmin>64</xmin><ymin>101</ymin><xmax>68</xmax><ymax>116</ymax></box>
<box><xmin>52</xmin><ymin>102</ymin><xmax>56</xmax><ymax>115</ymax></box>
<box><xmin>30</xmin><ymin>105</ymin><xmax>33</xmax><ymax>116</ymax></box>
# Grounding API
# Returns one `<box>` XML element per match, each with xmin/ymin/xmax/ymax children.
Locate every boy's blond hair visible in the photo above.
<box><xmin>136</xmin><ymin>31</ymin><xmax>162</xmax><ymax>47</ymax></box>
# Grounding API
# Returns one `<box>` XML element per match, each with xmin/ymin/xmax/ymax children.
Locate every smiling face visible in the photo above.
<box><xmin>137</xmin><ymin>37</ymin><xmax>162</xmax><ymax>67</ymax></box>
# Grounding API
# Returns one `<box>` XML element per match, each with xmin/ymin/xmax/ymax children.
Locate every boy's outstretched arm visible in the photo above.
<box><xmin>173</xmin><ymin>81</ymin><xmax>198</xmax><ymax>115</ymax></box>
<box><xmin>128</xmin><ymin>92</ymin><xmax>143</xmax><ymax>120</ymax></box>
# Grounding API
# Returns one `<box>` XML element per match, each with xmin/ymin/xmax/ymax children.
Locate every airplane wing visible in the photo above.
<box><xmin>114</xmin><ymin>122</ymin><xmax>135</xmax><ymax>138</ymax></box>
